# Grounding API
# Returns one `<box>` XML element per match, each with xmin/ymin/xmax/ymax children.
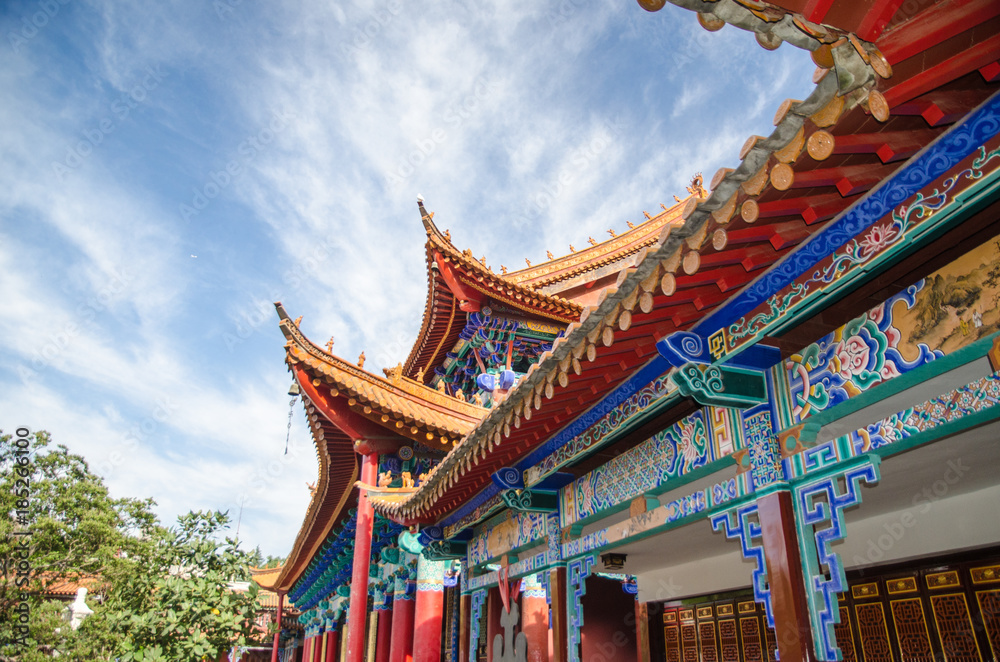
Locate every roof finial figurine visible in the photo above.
<box><xmin>643</xmin><ymin>211</ymin><xmax>651</xmax><ymax>219</ymax></box>
<box><xmin>687</xmin><ymin>172</ymin><xmax>707</xmax><ymax>198</ymax></box>
<box><xmin>436</xmin><ymin>380</ymin><xmax>447</xmax><ymax>393</ymax></box>
<box><xmin>588</xmin><ymin>236</ymin><xmax>597</xmax><ymax>246</ymax></box>
<box><xmin>444</xmin><ymin>229</ymin><xmax>451</xmax><ymax>242</ymax></box>
<box><xmin>479</xmin><ymin>255</ymin><xmax>486</xmax><ymax>266</ymax></box>
<box><xmin>525</xmin><ymin>258</ymin><xmax>531</xmax><ymax>267</ymax></box>
<box><xmin>546</xmin><ymin>250</ymin><xmax>554</xmax><ymax>260</ymax></box>
<box><xmin>415</xmin><ymin>366</ymin><xmax>426</xmax><ymax>382</ymax></box>
<box><xmin>294</xmin><ymin>315</ymin><xmax>303</xmax><ymax>326</ymax></box>
<box><xmin>626</xmin><ymin>220</ymin><xmax>635</xmax><ymax>229</ymax></box>
<box><xmin>306</xmin><ymin>481</ymin><xmax>317</xmax><ymax>495</ymax></box>
<box><xmin>661</xmin><ymin>203</ymin><xmax>668</xmax><ymax>210</ymax></box>
<box><xmin>325</xmin><ymin>336</ymin><xmax>335</xmax><ymax>352</ymax></box>
<box><xmin>454</xmin><ymin>388</ymin><xmax>466</xmax><ymax>402</ymax></box>
<box><xmin>501</xmin><ymin>265</ymin><xmax>508</xmax><ymax>275</ymax></box>
<box><xmin>674</xmin><ymin>195</ymin><xmax>682</xmax><ymax>203</ymax></box>
<box><xmin>357</xmin><ymin>351</ymin><xmax>366</xmax><ymax>368</ymax></box>
<box><xmin>569</xmin><ymin>245</ymin><xmax>575</xmax><ymax>253</ymax></box>
<box><xmin>607</xmin><ymin>229</ymin><xmax>617</xmax><ymax>238</ymax></box>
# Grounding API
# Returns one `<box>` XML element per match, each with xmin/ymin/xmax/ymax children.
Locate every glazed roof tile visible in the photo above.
<box><xmin>278</xmin><ymin>304</ymin><xmax>485</xmax><ymax>446</ymax></box>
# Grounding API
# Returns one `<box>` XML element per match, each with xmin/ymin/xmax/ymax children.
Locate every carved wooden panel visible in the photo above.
<box><xmin>930</xmin><ymin>593</ymin><xmax>982</xmax><ymax>662</ymax></box>
<box><xmin>889</xmin><ymin>598</ymin><xmax>934</xmax><ymax>661</ymax></box>
<box><xmin>855</xmin><ymin>602</ymin><xmax>893</xmax><ymax>662</ymax></box>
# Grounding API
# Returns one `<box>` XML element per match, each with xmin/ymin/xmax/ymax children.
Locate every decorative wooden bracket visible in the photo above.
<box><xmin>673</xmin><ymin>362</ymin><xmax>767</xmax><ymax>408</ymax></box>
<box><xmin>493</xmin><ymin>466</ymin><xmax>559</xmax><ymax>513</ymax></box>
<box><xmin>423</xmin><ymin>540</ymin><xmax>468</xmax><ymax>561</ymax></box>
<box><xmin>500</xmin><ymin>488</ymin><xmax>559</xmax><ymax>513</ymax></box>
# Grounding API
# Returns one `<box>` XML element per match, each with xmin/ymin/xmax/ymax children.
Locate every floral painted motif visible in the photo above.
<box><xmin>561</xmin><ymin>410</ymin><xmax>713</xmax><ymax>525</ymax></box>
<box><xmin>787</xmin><ymin>285</ymin><xmax>942</xmax><ymax>421</ymax></box>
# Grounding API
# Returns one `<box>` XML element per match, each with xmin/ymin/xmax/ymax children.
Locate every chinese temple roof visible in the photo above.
<box><xmin>278</xmin><ymin>303</ymin><xmax>485</xmax><ymax>451</ymax></box>
<box><xmin>368</xmin><ymin>0</ymin><xmax>1000</xmax><ymax>527</ymax></box>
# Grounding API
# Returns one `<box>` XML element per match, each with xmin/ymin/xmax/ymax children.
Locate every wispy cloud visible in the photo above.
<box><xmin>0</xmin><ymin>0</ymin><xmax>816</xmax><ymax>555</ymax></box>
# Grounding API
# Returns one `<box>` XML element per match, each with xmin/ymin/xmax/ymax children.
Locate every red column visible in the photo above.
<box><xmin>522</xmin><ymin>582</ymin><xmax>549</xmax><ymax>662</ymax></box>
<box><xmin>634</xmin><ymin>601</ymin><xmax>650</xmax><ymax>662</ymax></box>
<box><xmin>458</xmin><ymin>594</ymin><xmax>471</xmax><ymax>662</ymax></box>
<box><xmin>374</xmin><ymin>608</ymin><xmax>393</xmax><ymax>662</ymax></box>
<box><xmin>315</xmin><ymin>634</ymin><xmax>326</xmax><ymax>662</ymax></box>
<box><xmin>486</xmin><ymin>588</ymin><xmax>501</xmax><ymax>662</ymax></box>
<box><xmin>412</xmin><ymin>557</ymin><xmax>445</xmax><ymax>662</ymax></box>
<box><xmin>271</xmin><ymin>593</ymin><xmax>285</xmax><ymax>662</ymax></box>
<box><xmin>325</xmin><ymin>630</ymin><xmax>340</xmax><ymax>662</ymax></box>
<box><xmin>549</xmin><ymin>567</ymin><xmax>568</xmax><ymax>662</ymax></box>
<box><xmin>758</xmin><ymin>490</ymin><xmax>818</xmax><ymax>662</ymax></box>
<box><xmin>388</xmin><ymin>588</ymin><xmax>415</xmax><ymax>662</ymax></box>
<box><xmin>346</xmin><ymin>453</ymin><xmax>379</xmax><ymax>662</ymax></box>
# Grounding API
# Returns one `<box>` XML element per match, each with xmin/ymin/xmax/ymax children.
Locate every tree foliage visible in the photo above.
<box><xmin>0</xmin><ymin>431</ymin><xmax>261</xmax><ymax>661</ymax></box>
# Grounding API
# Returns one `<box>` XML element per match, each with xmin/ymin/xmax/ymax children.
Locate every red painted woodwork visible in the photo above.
<box><xmin>579</xmin><ymin>576</ymin><xmax>637</xmax><ymax>662</ymax></box>
<box><xmin>877</xmin><ymin>0</ymin><xmax>1000</xmax><ymax>65</ymax></box>
<box><xmin>434</xmin><ymin>253</ymin><xmax>484</xmax><ymax>313</ymax></box>
<box><xmin>412</xmin><ymin>585</ymin><xmax>444</xmax><ymax>662</ymax></box>
<box><xmin>634</xmin><ymin>601</ymin><xmax>651</xmax><ymax>662</ymax></box>
<box><xmin>982</xmin><ymin>61</ymin><xmax>1000</xmax><ymax>83</ymax></box>
<box><xmin>325</xmin><ymin>630</ymin><xmax>339</xmax><ymax>662</ymax></box>
<box><xmin>459</xmin><ymin>594</ymin><xmax>471</xmax><ymax>662</ymax></box>
<box><xmin>271</xmin><ymin>592</ymin><xmax>285</xmax><ymax>662</ymax></box>
<box><xmin>883</xmin><ymin>32</ymin><xmax>1000</xmax><ymax>108</ymax></box>
<box><xmin>550</xmin><ymin>568</ymin><xmax>568</xmax><ymax>662</ymax></box>
<box><xmin>831</xmin><ymin>129</ymin><xmax>941</xmax><ymax>164</ymax></box>
<box><xmin>375</xmin><ymin>610</ymin><xmax>393</xmax><ymax>662</ymax></box>
<box><xmin>388</xmin><ymin>592</ymin><xmax>415</xmax><ymax>662</ymax></box>
<box><xmin>487</xmin><ymin>587</ymin><xmax>502</xmax><ymax>662</ymax></box>
<box><xmin>855</xmin><ymin>0</ymin><xmax>906</xmax><ymax>42</ymax></box>
<box><xmin>800</xmin><ymin>0</ymin><xmax>834</xmax><ymax>25</ymax></box>
<box><xmin>345</xmin><ymin>453</ymin><xmax>379</xmax><ymax>662</ymax></box>
<box><xmin>293</xmin><ymin>365</ymin><xmax>401</xmax><ymax>454</ymax></box>
<box><xmin>314</xmin><ymin>634</ymin><xmax>325</xmax><ymax>662</ymax></box>
<box><xmin>893</xmin><ymin>90</ymin><xmax>994</xmax><ymax>127</ymax></box>
<box><xmin>778</xmin><ymin>162</ymin><xmax>897</xmax><ymax>197</ymax></box>
<box><xmin>522</xmin><ymin>591</ymin><xmax>550</xmax><ymax>662</ymax></box>
<box><xmin>757</xmin><ymin>491</ymin><xmax>818</xmax><ymax>662</ymax></box>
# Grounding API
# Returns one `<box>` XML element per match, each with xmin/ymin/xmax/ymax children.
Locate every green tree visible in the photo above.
<box><xmin>101</xmin><ymin>510</ymin><xmax>261</xmax><ymax>662</ymax></box>
<box><xmin>1</xmin><ymin>432</ymin><xmax>261</xmax><ymax>661</ymax></box>
<box><xmin>1</xmin><ymin>430</ymin><xmax>158</xmax><ymax>661</ymax></box>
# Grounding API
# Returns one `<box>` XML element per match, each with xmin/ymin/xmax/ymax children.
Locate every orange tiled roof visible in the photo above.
<box><xmin>278</xmin><ymin>305</ymin><xmax>485</xmax><ymax>450</ymax></box>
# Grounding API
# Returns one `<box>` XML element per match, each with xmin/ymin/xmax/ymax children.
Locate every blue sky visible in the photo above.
<box><xmin>0</xmin><ymin>0</ymin><xmax>817</xmax><ymax>557</ymax></box>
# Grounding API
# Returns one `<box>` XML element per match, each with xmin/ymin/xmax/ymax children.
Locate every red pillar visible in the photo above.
<box><xmin>522</xmin><ymin>580</ymin><xmax>549</xmax><ymax>662</ymax></box>
<box><xmin>412</xmin><ymin>557</ymin><xmax>445</xmax><ymax>662</ymax></box>
<box><xmin>315</xmin><ymin>634</ymin><xmax>326</xmax><ymax>662</ymax></box>
<box><xmin>271</xmin><ymin>593</ymin><xmax>285</xmax><ymax>662</ymax></box>
<box><xmin>374</xmin><ymin>608</ymin><xmax>393</xmax><ymax>662</ymax></box>
<box><xmin>458</xmin><ymin>594</ymin><xmax>471</xmax><ymax>662</ymax></box>
<box><xmin>486</xmin><ymin>588</ymin><xmax>501</xmax><ymax>662</ymax></box>
<box><xmin>325</xmin><ymin>630</ymin><xmax>339</xmax><ymax>662</ymax></box>
<box><xmin>388</xmin><ymin>590</ymin><xmax>415</xmax><ymax>662</ymax></box>
<box><xmin>758</xmin><ymin>490</ymin><xmax>818</xmax><ymax>662</ymax></box>
<box><xmin>346</xmin><ymin>453</ymin><xmax>379</xmax><ymax>662</ymax></box>
<box><xmin>549</xmin><ymin>567</ymin><xmax>568</xmax><ymax>662</ymax></box>
<box><xmin>634</xmin><ymin>601</ymin><xmax>650</xmax><ymax>662</ymax></box>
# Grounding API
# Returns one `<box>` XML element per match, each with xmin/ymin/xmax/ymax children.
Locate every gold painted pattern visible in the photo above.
<box><xmin>886</xmin><ymin>577</ymin><xmax>917</xmax><ymax>594</ymax></box>
<box><xmin>971</xmin><ymin>564</ymin><xmax>1000</xmax><ymax>584</ymax></box>
<box><xmin>852</xmin><ymin>582</ymin><xmax>880</xmax><ymax>599</ymax></box>
<box><xmin>889</xmin><ymin>598</ymin><xmax>934</xmax><ymax>661</ymax></box>
<box><xmin>929</xmin><ymin>593</ymin><xmax>982</xmax><ymax>661</ymax></box>
<box><xmin>926</xmin><ymin>571</ymin><xmax>961</xmax><ymax>590</ymax></box>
